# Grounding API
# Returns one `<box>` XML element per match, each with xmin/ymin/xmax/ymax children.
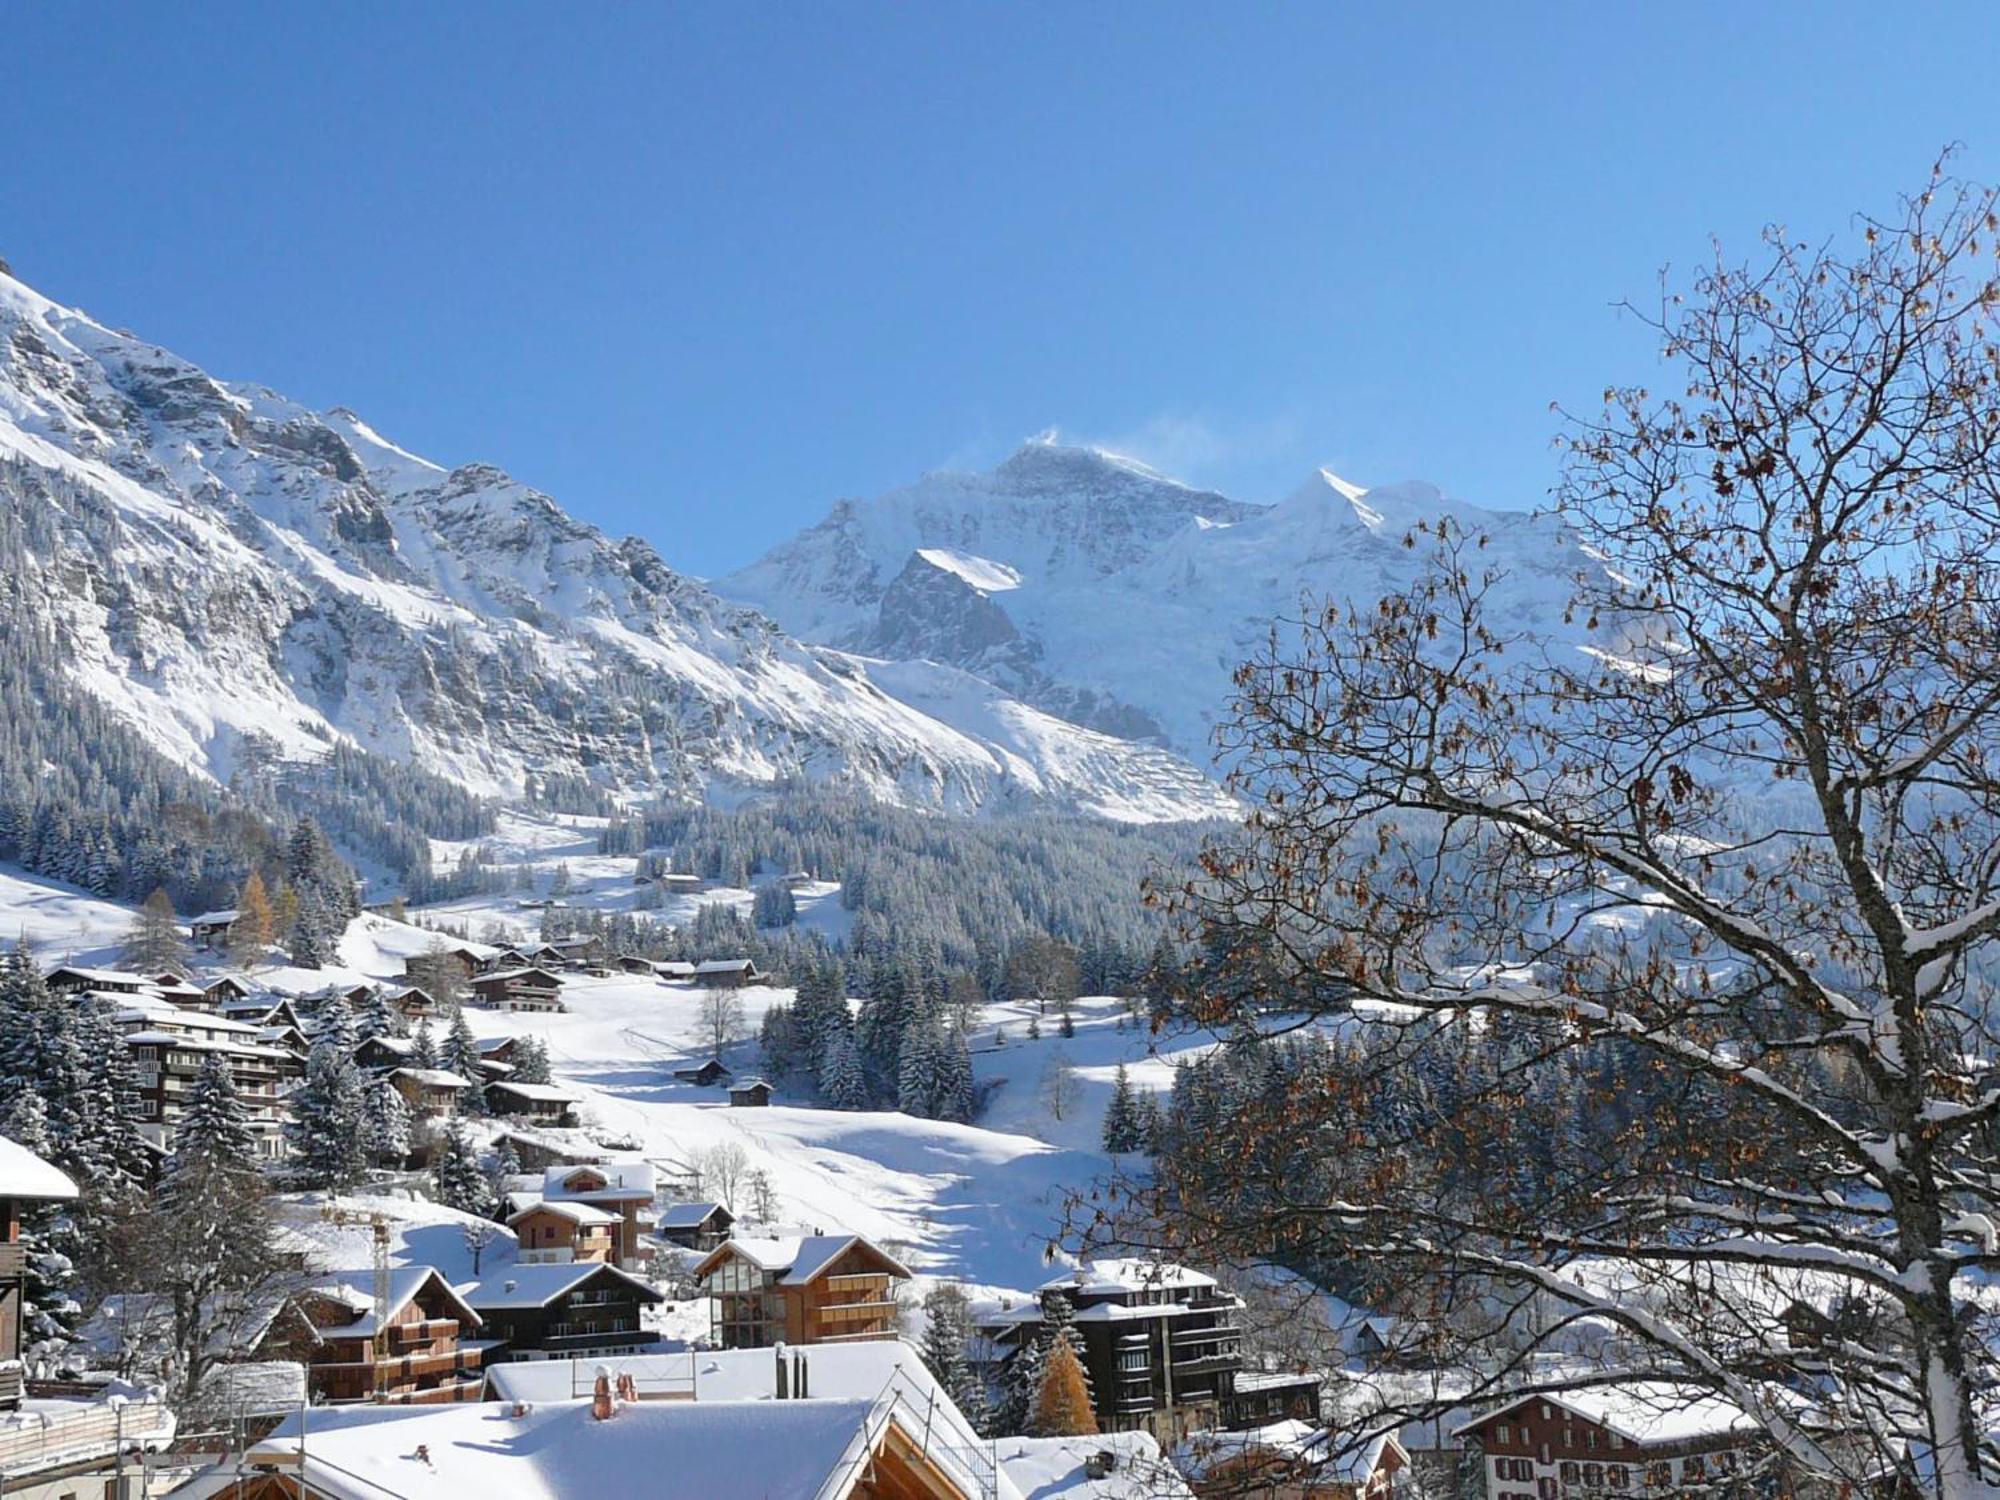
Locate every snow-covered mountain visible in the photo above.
<box><xmin>0</xmin><ymin>271</ymin><xmax>1235</xmax><ymax>822</ymax></box>
<box><xmin>721</xmin><ymin>438</ymin><xmax>1608</xmax><ymax>758</ymax></box>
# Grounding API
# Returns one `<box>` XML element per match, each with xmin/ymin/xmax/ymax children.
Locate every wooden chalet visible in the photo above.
<box><xmin>694</xmin><ymin>1233</ymin><xmax>911</xmax><ymax>1348</ymax></box>
<box><xmin>187</xmin><ymin>908</ymin><xmax>240</xmax><ymax>950</ymax></box>
<box><xmin>401</xmin><ymin>945</ymin><xmax>487</xmax><ymax>984</ymax></box>
<box><xmin>1455</xmin><ymin>1382</ymin><xmax>1762</xmax><ymax>1500</ymax></box>
<box><xmin>387</xmin><ymin>1067</ymin><xmax>473</xmax><ymax>1122</ymax></box>
<box><xmin>43</xmin><ymin>965</ymin><xmax>151</xmax><ymax>996</ymax></box>
<box><xmin>673</xmin><ymin>1058</ymin><xmax>733</xmax><ymax>1088</ymax></box>
<box><xmin>510</xmin><ymin>1201</ymin><xmax>622</xmax><ymax>1266</ymax></box>
<box><xmin>279</xmin><ymin>1268</ymin><xmax>487</xmax><ymax>1405</ymax></box>
<box><xmin>610</xmin><ymin>954</ymin><xmax>659</xmax><ymax>975</ymax></box>
<box><xmin>654</xmin><ymin>959</ymin><xmax>698</xmax><ymax>982</ymax></box>
<box><xmin>353</xmin><ymin>1034</ymin><xmax>418</xmax><ymax>1075</ymax></box>
<box><xmin>486</xmin><ymin>1079</ymin><xmax>579</xmax><ymax>1127</ymax></box>
<box><xmin>656</xmin><ymin>1201</ymin><xmax>735</xmax><ymax>1252</ymax></box>
<box><xmin>468</xmin><ymin>966</ymin><xmax>566</xmax><ymax>1012</ymax></box>
<box><xmin>120</xmin><ymin>1009</ymin><xmax>302</xmax><ymax>1160</ymax></box>
<box><xmin>0</xmin><ymin>1134</ymin><xmax>79</xmax><ymax>1408</ymax></box>
<box><xmin>151</xmin><ymin>971</ymin><xmax>212</xmax><ymax>1007</ymax></box>
<box><xmin>693</xmin><ymin>957</ymin><xmax>761</xmax><ymax>989</ymax></box>
<box><xmin>384</xmin><ymin>985</ymin><xmax>442</xmax><ymax>1023</ymax></box>
<box><xmin>1225</xmin><ymin>1369</ymin><xmax>1326</xmax><ymax>1430</ymax></box>
<box><xmin>534</xmin><ymin>1163</ymin><xmax>657</xmax><ymax>1268</ymax></box>
<box><xmin>204</xmin><ymin>974</ymin><xmax>254</xmax><ymax>1006</ymax></box>
<box><xmin>545</xmin><ymin>934</ymin><xmax>606</xmax><ymax>968</ymax></box>
<box><xmin>728</xmin><ymin>1078</ymin><xmax>775</xmax><ymax>1108</ymax></box>
<box><xmin>1180</xmin><ymin>1425</ymin><xmax>1407</xmax><ymax>1500</ymax></box>
<box><xmin>492</xmin><ymin>1128</ymin><xmax>605</xmax><ymax>1172</ymax></box>
<box><xmin>466</xmin><ymin>1262</ymin><xmax>662</xmax><ymax>1361</ymax></box>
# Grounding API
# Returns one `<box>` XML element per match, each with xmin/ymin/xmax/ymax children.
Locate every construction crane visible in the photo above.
<box><xmin>371</xmin><ymin>1216</ymin><xmax>391</xmax><ymax>1404</ymax></box>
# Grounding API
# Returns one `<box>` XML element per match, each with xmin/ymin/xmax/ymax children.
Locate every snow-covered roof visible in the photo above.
<box><xmin>475</xmin><ymin>966</ymin><xmax>564</xmax><ymax>985</ymax></box>
<box><xmin>658</xmin><ymin>1201</ymin><xmax>731</xmax><ymax>1230</ymax></box>
<box><xmin>1036</xmin><ymin>1258</ymin><xmax>1218</xmax><ymax>1297</ymax></box>
<box><xmin>999</xmin><ymin>1432</ymin><xmax>1193</xmax><ymax>1499</ymax></box>
<box><xmin>1173</xmin><ymin>1422</ymin><xmax>1401</xmax><ymax>1488</ymax></box>
<box><xmin>187</xmin><ymin>909</ymin><xmax>239</xmax><ymax>925</ymax></box>
<box><xmin>484</xmin><ymin>1340</ymin><xmax>937</xmax><ymax>1405</ymax></box>
<box><xmin>693</xmin><ymin>958</ymin><xmax>757</xmax><ymax>974</ymax></box>
<box><xmin>489</xmin><ymin>1080</ymin><xmax>580</xmax><ymax>1103</ymax></box>
<box><xmin>0</xmin><ymin>1132</ymin><xmax>78</xmax><ymax>1201</ymax></box>
<box><xmin>507</xmin><ymin>1200</ymin><xmax>621</xmax><ymax>1229</ymax></box>
<box><xmin>45</xmin><ymin>965</ymin><xmax>152</xmax><ymax>985</ymax></box>
<box><xmin>240</xmin><ymin>1394</ymin><xmax>973</xmax><ymax>1500</ymax></box>
<box><xmin>543</xmin><ymin>1162</ymin><xmax>654</xmax><ymax>1201</ymax></box>
<box><xmin>300</xmin><ymin>1267</ymin><xmax>478</xmax><ymax>1340</ymax></box>
<box><xmin>696</xmin><ymin>1233</ymin><xmax>912</xmax><ymax>1286</ymax></box>
<box><xmin>1455</xmin><ymin>1382</ymin><xmax>1756</xmax><ymax>1446</ymax></box>
<box><xmin>465</xmin><ymin>1262</ymin><xmax>660</xmax><ymax>1310</ymax></box>
<box><xmin>390</xmin><ymin>1067</ymin><xmax>474</xmax><ymax>1090</ymax></box>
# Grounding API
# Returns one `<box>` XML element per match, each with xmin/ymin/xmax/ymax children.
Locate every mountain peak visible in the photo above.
<box><xmin>991</xmin><ymin>435</ymin><xmax>1183</xmax><ymax>493</ymax></box>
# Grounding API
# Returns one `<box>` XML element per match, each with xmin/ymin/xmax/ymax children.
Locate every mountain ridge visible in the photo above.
<box><xmin>0</xmin><ymin>270</ymin><xmax>1236</xmax><ymax>825</ymax></box>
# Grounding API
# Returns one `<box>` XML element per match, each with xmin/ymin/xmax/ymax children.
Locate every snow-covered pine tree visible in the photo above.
<box><xmin>409</xmin><ymin>1019</ymin><xmax>440</xmax><ymax>1070</ymax></box>
<box><xmin>353</xmin><ymin>986</ymin><xmax>403</xmax><ymax>1043</ymax></box>
<box><xmin>933</xmin><ymin>1023</ymin><xmax>975</xmax><ymax>1124</ymax></box>
<box><xmin>1101</xmin><ymin>1064</ymin><xmax>1142</xmax><ymax>1153</ymax></box>
<box><xmin>358</xmin><ymin>1079</ymin><xmax>412</xmax><ymax>1167</ymax></box>
<box><xmin>125</xmin><ymin>887</ymin><xmax>187</xmax><ymax>972</ymax></box>
<box><xmin>896</xmin><ymin>1015</ymin><xmax>940</xmax><ymax>1117</ymax></box>
<box><xmin>167</xmin><ymin>1052</ymin><xmax>261</xmax><ymax>1180</ymax></box>
<box><xmin>441</xmin><ymin>1010</ymin><xmax>487</xmax><ymax>1114</ymax></box>
<box><xmin>920</xmin><ymin>1282</ymin><xmax>989</xmax><ymax>1435</ymax></box>
<box><xmin>430</xmin><ymin>1118</ymin><xmax>492</xmax><ymax>1215</ymax></box>
<box><xmin>508</xmin><ymin>1036</ymin><xmax>552</xmax><ymax>1085</ymax></box>
<box><xmin>286</xmin><ymin>1028</ymin><xmax>367</xmax><ymax>1190</ymax></box>
<box><xmin>996</xmin><ymin>1331</ymin><xmax>1044</xmax><ymax>1438</ymax></box>
<box><xmin>820</xmin><ymin>1028</ymin><xmax>869</xmax><ymax>1111</ymax></box>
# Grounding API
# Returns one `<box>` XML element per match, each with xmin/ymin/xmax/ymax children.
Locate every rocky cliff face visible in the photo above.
<box><xmin>0</xmin><ymin>272</ymin><xmax>1236</xmax><ymax>823</ymax></box>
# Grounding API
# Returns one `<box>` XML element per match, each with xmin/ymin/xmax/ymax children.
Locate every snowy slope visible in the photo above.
<box><xmin>0</xmin><ymin>271</ymin><xmax>1229</xmax><ymax>822</ymax></box>
<box><xmin>722</xmin><ymin>439</ymin><xmax>1619</xmax><ymax>758</ymax></box>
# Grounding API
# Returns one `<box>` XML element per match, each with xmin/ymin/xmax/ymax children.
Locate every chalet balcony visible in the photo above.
<box><xmin>389</xmin><ymin>1319</ymin><xmax>461</xmax><ymax>1348</ymax></box>
<box><xmin>1171</xmin><ymin>1351</ymin><xmax>1241</xmax><ymax>1378</ymax></box>
<box><xmin>0</xmin><ymin>1364</ymin><xmax>20</xmax><ymax>1408</ymax></box>
<box><xmin>0</xmin><ymin>1241</ymin><xmax>25</xmax><ymax>1279</ymax></box>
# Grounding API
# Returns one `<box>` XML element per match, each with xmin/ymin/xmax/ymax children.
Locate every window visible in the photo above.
<box><xmin>1497</xmin><ymin>1424</ymin><xmax>1512</xmax><ymax>1444</ymax></box>
<box><xmin>1560</xmin><ymin>1462</ymin><xmax>1579</xmax><ymax>1483</ymax></box>
<box><xmin>1607</xmin><ymin>1466</ymin><xmax>1629</xmax><ymax>1490</ymax></box>
<box><xmin>1586</xmin><ymin>1431</ymin><xmax>1598</xmax><ymax>1450</ymax></box>
<box><xmin>1583</xmin><ymin>1464</ymin><xmax>1603</xmax><ymax>1488</ymax></box>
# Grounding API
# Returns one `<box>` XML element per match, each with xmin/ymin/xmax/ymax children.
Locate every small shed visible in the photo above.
<box><xmin>728</xmin><ymin>1079</ymin><xmax>774</xmax><ymax>1108</ymax></box>
<box><xmin>672</xmin><ymin>1059</ymin><xmax>733</xmax><ymax>1088</ymax></box>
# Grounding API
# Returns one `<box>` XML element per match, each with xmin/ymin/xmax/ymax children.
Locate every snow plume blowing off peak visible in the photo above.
<box><xmin>0</xmin><ymin>265</ymin><xmax>1237</xmax><ymax>824</ymax></box>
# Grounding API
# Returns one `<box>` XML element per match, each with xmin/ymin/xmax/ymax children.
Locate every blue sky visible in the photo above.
<box><xmin>1</xmin><ymin>3</ymin><xmax>1993</xmax><ymax>575</ymax></box>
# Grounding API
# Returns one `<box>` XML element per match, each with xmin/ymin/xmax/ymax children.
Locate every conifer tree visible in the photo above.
<box><xmin>1033</xmin><ymin>1331</ymin><xmax>1098</xmax><ymax>1437</ymax></box>
<box><xmin>168</xmin><ymin>1052</ymin><xmax>261</xmax><ymax>1179</ymax></box>
<box><xmin>821</xmin><ymin>1028</ymin><xmax>869</xmax><ymax>1111</ymax></box>
<box><xmin>441</xmin><ymin>1010</ymin><xmax>487</xmax><ymax>1114</ymax></box>
<box><xmin>508</xmin><ymin>1035</ymin><xmax>552</xmax><ymax>1085</ymax></box>
<box><xmin>287</xmin><ymin>1022</ymin><xmax>367</xmax><ymax>1190</ymax></box>
<box><xmin>409</xmin><ymin>1019</ymin><xmax>439</xmax><ymax>1070</ymax></box>
<box><xmin>1102</xmin><ymin>1064</ymin><xmax>1144</xmax><ymax>1153</ymax></box>
<box><xmin>998</xmin><ymin>1333</ymin><xmax>1044</xmax><ymax>1437</ymax></box>
<box><xmin>358</xmin><ymin>1079</ymin><xmax>412</xmax><ymax>1166</ymax></box>
<box><xmin>430</xmin><ymin>1118</ymin><xmax>492</xmax><ymax>1215</ymax></box>
<box><xmin>231</xmin><ymin>870</ymin><xmax>275</xmax><ymax>965</ymax></box>
<box><xmin>896</xmin><ymin>1015</ymin><xmax>940</xmax><ymax>1116</ymax></box>
<box><xmin>353</xmin><ymin>986</ymin><xmax>403</xmax><ymax>1043</ymax></box>
<box><xmin>921</xmin><ymin>1282</ymin><xmax>989</xmax><ymax>1435</ymax></box>
<box><xmin>0</xmin><ymin>1093</ymin><xmax>76</xmax><ymax>1361</ymax></box>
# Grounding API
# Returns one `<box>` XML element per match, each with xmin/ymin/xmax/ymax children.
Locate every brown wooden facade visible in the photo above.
<box><xmin>279</xmin><ymin>1272</ymin><xmax>486</xmax><ymax>1405</ymax></box>
<box><xmin>695</xmin><ymin>1236</ymin><xmax>910</xmax><ymax>1349</ymax></box>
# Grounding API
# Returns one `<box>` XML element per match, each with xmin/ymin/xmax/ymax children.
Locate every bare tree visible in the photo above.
<box><xmin>697</xmin><ymin>1141</ymin><xmax>751</xmax><ymax>1213</ymax></box>
<box><xmin>1138</xmin><ymin>166</ymin><xmax>2000</xmax><ymax>1500</ymax></box>
<box><xmin>1040</xmin><ymin>1050</ymin><xmax>1077</xmax><ymax>1122</ymax></box>
<box><xmin>699</xmin><ymin>987</ymin><xmax>747</xmax><ymax>1058</ymax></box>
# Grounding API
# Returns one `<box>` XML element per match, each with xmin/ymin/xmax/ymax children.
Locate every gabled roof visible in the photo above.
<box><xmin>1453</xmin><ymin>1382</ymin><xmax>1757</xmax><ymax>1446</ymax></box>
<box><xmin>544</xmin><ymin>1161</ymin><xmax>655</xmax><ymax>1202</ymax></box>
<box><xmin>389</xmin><ymin>1067</ymin><xmax>474</xmax><ymax>1090</ymax></box>
<box><xmin>507</xmin><ymin>1199</ymin><xmax>621</xmax><ymax>1229</ymax></box>
<box><xmin>473</xmin><ymin>966</ymin><xmax>565</xmax><ymax>986</ymax></box>
<box><xmin>693</xmin><ymin>1232</ymin><xmax>912</xmax><ymax>1286</ymax></box>
<box><xmin>300</xmin><ymin>1266</ymin><xmax>480</xmax><ymax>1339</ymax></box>
<box><xmin>465</xmin><ymin>1261</ymin><xmax>661</xmax><ymax>1310</ymax></box>
<box><xmin>0</xmin><ymin>1131</ymin><xmax>79</xmax><ymax>1201</ymax></box>
<box><xmin>489</xmin><ymin>1080</ymin><xmax>580</xmax><ymax>1104</ymax></box>
<box><xmin>693</xmin><ymin>958</ymin><xmax>757</xmax><ymax>975</ymax></box>
<box><xmin>658</xmin><ymin>1201</ymin><xmax>733</xmax><ymax>1230</ymax></box>
<box><xmin>188</xmin><ymin>908</ymin><xmax>240</xmax><ymax>925</ymax></box>
<box><xmin>238</xmin><ymin>1393</ymin><xmax>983</xmax><ymax>1500</ymax></box>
